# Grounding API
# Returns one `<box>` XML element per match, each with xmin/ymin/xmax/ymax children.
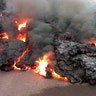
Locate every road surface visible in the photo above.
<box><xmin>0</xmin><ymin>70</ymin><xmax>96</xmax><ymax>96</ymax></box>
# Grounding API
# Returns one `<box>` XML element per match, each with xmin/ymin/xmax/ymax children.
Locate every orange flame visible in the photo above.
<box><xmin>15</xmin><ymin>19</ymin><xmax>28</xmax><ymax>42</ymax></box>
<box><xmin>18</xmin><ymin>22</ymin><xmax>27</xmax><ymax>31</ymax></box>
<box><xmin>85</xmin><ymin>38</ymin><xmax>96</xmax><ymax>46</ymax></box>
<box><xmin>34</xmin><ymin>51</ymin><xmax>52</xmax><ymax>76</ymax></box>
<box><xmin>24</xmin><ymin>65</ymin><xmax>32</xmax><ymax>70</ymax></box>
<box><xmin>15</xmin><ymin>19</ymin><xmax>27</xmax><ymax>31</ymax></box>
<box><xmin>52</xmin><ymin>70</ymin><xmax>69</xmax><ymax>82</ymax></box>
<box><xmin>17</xmin><ymin>33</ymin><xmax>27</xmax><ymax>42</ymax></box>
<box><xmin>12</xmin><ymin>46</ymin><xmax>30</xmax><ymax>70</ymax></box>
<box><xmin>34</xmin><ymin>51</ymin><xmax>69</xmax><ymax>82</ymax></box>
<box><xmin>0</xmin><ymin>33</ymin><xmax>8</xmax><ymax>39</ymax></box>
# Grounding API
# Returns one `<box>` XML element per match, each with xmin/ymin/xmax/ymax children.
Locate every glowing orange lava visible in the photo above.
<box><xmin>52</xmin><ymin>70</ymin><xmax>69</xmax><ymax>82</ymax></box>
<box><xmin>18</xmin><ymin>22</ymin><xmax>27</xmax><ymax>31</ymax></box>
<box><xmin>34</xmin><ymin>51</ymin><xmax>52</xmax><ymax>76</ymax></box>
<box><xmin>12</xmin><ymin>46</ymin><xmax>30</xmax><ymax>70</ymax></box>
<box><xmin>0</xmin><ymin>32</ymin><xmax>8</xmax><ymax>39</ymax></box>
<box><xmin>17</xmin><ymin>33</ymin><xmax>27</xmax><ymax>42</ymax></box>
<box><xmin>15</xmin><ymin>19</ymin><xmax>28</xmax><ymax>42</ymax></box>
<box><xmin>86</xmin><ymin>38</ymin><xmax>96</xmax><ymax>46</ymax></box>
<box><xmin>34</xmin><ymin>51</ymin><xmax>69</xmax><ymax>82</ymax></box>
<box><xmin>15</xmin><ymin>19</ymin><xmax>27</xmax><ymax>31</ymax></box>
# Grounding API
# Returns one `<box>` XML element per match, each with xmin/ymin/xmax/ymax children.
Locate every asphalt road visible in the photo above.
<box><xmin>0</xmin><ymin>70</ymin><xmax>96</xmax><ymax>96</ymax></box>
<box><xmin>0</xmin><ymin>70</ymin><xmax>69</xmax><ymax>96</ymax></box>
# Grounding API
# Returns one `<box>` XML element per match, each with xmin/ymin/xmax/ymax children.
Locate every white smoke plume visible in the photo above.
<box><xmin>6</xmin><ymin>0</ymin><xmax>50</xmax><ymax>17</ymax></box>
<box><xmin>4</xmin><ymin>0</ymin><xmax>96</xmax><ymax>39</ymax></box>
<box><xmin>5</xmin><ymin>0</ymin><xmax>95</xmax><ymax>18</ymax></box>
<box><xmin>5</xmin><ymin>0</ymin><xmax>96</xmax><ymax>27</ymax></box>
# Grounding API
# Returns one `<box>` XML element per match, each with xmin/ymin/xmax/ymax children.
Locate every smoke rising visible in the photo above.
<box><xmin>6</xmin><ymin>0</ymin><xmax>83</xmax><ymax>17</ymax></box>
<box><xmin>1</xmin><ymin>0</ymin><xmax>96</xmax><ymax>63</ymax></box>
<box><xmin>5</xmin><ymin>0</ymin><xmax>96</xmax><ymax>31</ymax></box>
<box><xmin>5</xmin><ymin>0</ymin><xmax>94</xmax><ymax>18</ymax></box>
<box><xmin>4</xmin><ymin>0</ymin><xmax>96</xmax><ymax>39</ymax></box>
<box><xmin>6</xmin><ymin>0</ymin><xmax>50</xmax><ymax>17</ymax></box>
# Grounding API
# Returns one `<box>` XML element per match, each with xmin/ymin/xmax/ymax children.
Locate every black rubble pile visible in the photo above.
<box><xmin>54</xmin><ymin>32</ymin><xmax>96</xmax><ymax>85</ymax></box>
<box><xmin>0</xmin><ymin>40</ymin><xmax>26</xmax><ymax>71</ymax></box>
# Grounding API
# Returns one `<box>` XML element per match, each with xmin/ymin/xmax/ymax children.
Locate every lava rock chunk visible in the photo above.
<box><xmin>0</xmin><ymin>40</ymin><xmax>26</xmax><ymax>71</ymax></box>
<box><xmin>54</xmin><ymin>32</ymin><xmax>96</xmax><ymax>85</ymax></box>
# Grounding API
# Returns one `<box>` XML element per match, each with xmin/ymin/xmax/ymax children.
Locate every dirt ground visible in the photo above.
<box><xmin>0</xmin><ymin>70</ymin><xmax>95</xmax><ymax>96</ymax></box>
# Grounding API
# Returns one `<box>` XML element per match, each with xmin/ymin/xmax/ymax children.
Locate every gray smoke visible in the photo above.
<box><xmin>1</xmin><ymin>0</ymin><xmax>96</xmax><ymax>64</ymax></box>
<box><xmin>6</xmin><ymin>0</ymin><xmax>50</xmax><ymax>17</ymax></box>
<box><xmin>5</xmin><ymin>0</ymin><xmax>96</xmax><ymax>39</ymax></box>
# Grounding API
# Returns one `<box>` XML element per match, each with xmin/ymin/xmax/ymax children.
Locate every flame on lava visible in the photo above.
<box><xmin>12</xmin><ymin>46</ymin><xmax>30</xmax><ymax>70</ymax></box>
<box><xmin>17</xmin><ymin>33</ymin><xmax>27</xmax><ymax>42</ymax></box>
<box><xmin>15</xmin><ymin>19</ymin><xmax>28</xmax><ymax>31</ymax></box>
<box><xmin>15</xmin><ymin>19</ymin><xmax>28</xmax><ymax>42</ymax></box>
<box><xmin>34</xmin><ymin>51</ymin><xmax>69</xmax><ymax>82</ymax></box>
<box><xmin>0</xmin><ymin>48</ymin><xmax>2</xmax><ymax>52</ymax></box>
<box><xmin>52</xmin><ymin>70</ymin><xmax>69</xmax><ymax>82</ymax></box>
<box><xmin>85</xmin><ymin>38</ymin><xmax>96</xmax><ymax>46</ymax></box>
<box><xmin>0</xmin><ymin>13</ymin><xmax>2</xmax><ymax>17</ymax></box>
<box><xmin>34</xmin><ymin>51</ymin><xmax>52</xmax><ymax>76</ymax></box>
<box><xmin>18</xmin><ymin>22</ymin><xmax>27</xmax><ymax>31</ymax></box>
<box><xmin>0</xmin><ymin>33</ymin><xmax>8</xmax><ymax>39</ymax></box>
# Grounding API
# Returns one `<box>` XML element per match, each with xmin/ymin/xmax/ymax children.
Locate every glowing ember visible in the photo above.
<box><xmin>85</xmin><ymin>38</ymin><xmax>96</xmax><ymax>46</ymax></box>
<box><xmin>24</xmin><ymin>65</ymin><xmax>32</xmax><ymax>70</ymax></box>
<box><xmin>0</xmin><ymin>33</ymin><xmax>8</xmax><ymax>39</ymax></box>
<box><xmin>17</xmin><ymin>33</ymin><xmax>27</xmax><ymax>42</ymax></box>
<box><xmin>34</xmin><ymin>51</ymin><xmax>52</xmax><ymax>76</ymax></box>
<box><xmin>12</xmin><ymin>46</ymin><xmax>30</xmax><ymax>70</ymax></box>
<box><xmin>52</xmin><ymin>70</ymin><xmax>69</xmax><ymax>82</ymax></box>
